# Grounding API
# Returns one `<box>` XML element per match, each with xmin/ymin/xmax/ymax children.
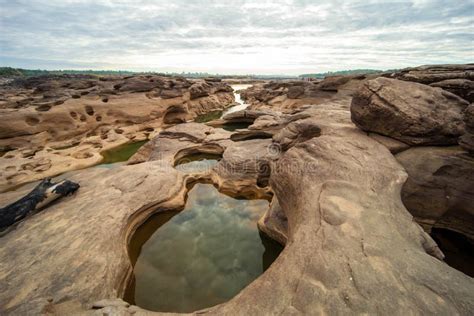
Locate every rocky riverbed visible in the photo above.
<box><xmin>0</xmin><ymin>65</ymin><xmax>473</xmax><ymax>315</ymax></box>
<box><xmin>0</xmin><ymin>75</ymin><xmax>234</xmax><ymax>192</ymax></box>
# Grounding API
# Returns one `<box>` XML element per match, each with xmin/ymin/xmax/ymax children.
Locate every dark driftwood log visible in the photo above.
<box><xmin>0</xmin><ymin>178</ymin><xmax>80</xmax><ymax>232</ymax></box>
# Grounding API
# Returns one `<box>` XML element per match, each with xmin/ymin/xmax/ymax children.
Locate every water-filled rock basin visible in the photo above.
<box><xmin>100</xmin><ymin>140</ymin><xmax>148</xmax><ymax>165</ymax></box>
<box><xmin>174</xmin><ymin>153</ymin><xmax>221</xmax><ymax>173</ymax></box>
<box><xmin>126</xmin><ymin>183</ymin><xmax>282</xmax><ymax>313</ymax></box>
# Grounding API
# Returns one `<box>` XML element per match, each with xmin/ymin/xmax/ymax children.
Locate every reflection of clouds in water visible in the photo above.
<box><xmin>133</xmin><ymin>183</ymin><xmax>271</xmax><ymax>312</ymax></box>
<box><xmin>175</xmin><ymin>159</ymin><xmax>219</xmax><ymax>173</ymax></box>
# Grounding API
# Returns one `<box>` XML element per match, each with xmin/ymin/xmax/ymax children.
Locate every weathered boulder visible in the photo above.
<box><xmin>430</xmin><ymin>79</ymin><xmax>474</xmax><ymax>102</ymax></box>
<box><xmin>368</xmin><ymin>133</ymin><xmax>410</xmax><ymax>154</ymax></box>
<box><xmin>386</xmin><ymin>64</ymin><xmax>474</xmax><ymax>102</ymax></box>
<box><xmin>128</xmin><ymin>122</ymin><xmax>231</xmax><ymax>166</ymax></box>
<box><xmin>211</xmin><ymin>138</ymin><xmax>276</xmax><ymax>198</ymax></box>
<box><xmin>318</xmin><ymin>75</ymin><xmax>351</xmax><ymax>91</ymax></box>
<box><xmin>222</xmin><ymin>109</ymin><xmax>276</xmax><ymax>123</ymax></box>
<box><xmin>272</xmin><ymin>118</ymin><xmax>321</xmax><ymax>151</ymax></box>
<box><xmin>396</xmin><ymin>146</ymin><xmax>474</xmax><ymax>240</ymax></box>
<box><xmin>117</xmin><ymin>77</ymin><xmax>160</xmax><ymax>92</ymax></box>
<box><xmin>388</xmin><ymin>64</ymin><xmax>474</xmax><ymax>85</ymax></box>
<box><xmin>212</xmin><ymin>81</ymin><xmax>233</xmax><ymax>93</ymax></box>
<box><xmin>162</xmin><ymin>104</ymin><xmax>189</xmax><ymax>124</ymax></box>
<box><xmin>240</xmin><ymin>84</ymin><xmax>285</xmax><ymax>103</ymax></box>
<box><xmin>286</xmin><ymin>85</ymin><xmax>305</xmax><ymax>99</ymax></box>
<box><xmin>257</xmin><ymin>197</ymin><xmax>288</xmax><ymax>245</ymax></box>
<box><xmin>159</xmin><ymin>88</ymin><xmax>183</xmax><ymax>99</ymax></box>
<box><xmin>351</xmin><ymin>77</ymin><xmax>469</xmax><ymax>145</ymax></box>
<box><xmin>189</xmin><ymin>82</ymin><xmax>211</xmax><ymax>99</ymax></box>
<box><xmin>459</xmin><ymin>103</ymin><xmax>474</xmax><ymax>154</ymax></box>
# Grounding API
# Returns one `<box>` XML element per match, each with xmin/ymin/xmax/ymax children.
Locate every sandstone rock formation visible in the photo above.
<box><xmin>0</xmin><ymin>74</ymin><xmax>234</xmax><ymax>191</ymax></box>
<box><xmin>459</xmin><ymin>103</ymin><xmax>474</xmax><ymax>154</ymax></box>
<box><xmin>386</xmin><ymin>64</ymin><xmax>474</xmax><ymax>102</ymax></box>
<box><xmin>2</xmin><ymin>94</ymin><xmax>473</xmax><ymax>315</ymax></box>
<box><xmin>1</xmin><ymin>67</ymin><xmax>473</xmax><ymax>315</ymax></box>
<box><xmin>351</xmin><ymin>77</ymin><xmax>469</xmax><ymax>145</ymax></box>
<box><xmin>240</xmin><ymin>74</ymin><xmax>372</xmax><ymax>111</ymax></box>
<box><xmin>396</xmin><ymin>146</ymin><xmax>474</xmax><ymax>240</ymax></box>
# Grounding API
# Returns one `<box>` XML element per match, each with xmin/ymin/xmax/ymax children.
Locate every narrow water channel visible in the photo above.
<box><xmin>222</xmin><ymin>84</ymin><xmax>252</xmax><ymax>117</ymax></box>
<box><xmin>125</xmin><ymin>183</ymin><xmax>282</xmax><ymax>313</ymax></box>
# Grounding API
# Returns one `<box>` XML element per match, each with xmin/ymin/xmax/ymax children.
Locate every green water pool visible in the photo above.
<box><xmin>100</xmin><ymin>140</ymin><xmax>148</xmax><ymax>164</ymax></box>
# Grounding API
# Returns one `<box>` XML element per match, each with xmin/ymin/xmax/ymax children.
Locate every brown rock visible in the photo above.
<box><xmin>272</xmin><ymin>118</ymin><xmax>321</xmax><ymax>151</ymax></box>
<box><xmin>459</xmin><ymin>103</ymin><xmax>474</xmax><ymax>154</ymax></box>
<box><xmin>118</xmin><ymin>77</ymin><xmax>159</xmax><ymax>92</ymax></box>
<box><xmin>318</xmin><ymin>75</ymin><xmax>351</xmax><ymax>91</ymax></box>
<box><xmin>257</xmin><ymin>197</ymin><xmax>288</xmax><ymax>245</ymax></box>
<box><xmin>0</xmin><ymin>74</ymin><xmax>234</xmax><ymax>191</ymax></box>
<box><xmin>162</xmin><ymin>104</ymin><xmax>189</xmax><ymax>124</ymax></box>
<box><xmin>396</xmin><ymin>146</ymin><xmax>474</xmax><ymax>239</ymax></box>
<box><xmin>430</xmin><ymin>79</ymin><xmax>474</xmax><ymax>102</ymax></box>
<box><xmin>287</xmin><ymin>85</ymin><xmax>305</xmax><ymax>99</ymax></box>
<box><xmin>351</xmin><ymin>77</ymin><xmax>469</xmax><ymax>145</ymax></box>
<box><xmin>159</xmin><ymin>88</ymin><xmax>183</xmax><ymax>99</ymax></box>
<box><xmin>368</xmin><ymin>133</ymin><xmax>410</xmax><ymax>154</ymax></box>
<box><xmin>189</xmin><ymin>82</ymin><xmax>211</xmax><ymax>99</ymax></box>
<box><xmin>387</xmin><ymin>64</ymin><xmax>474</xmax><ymax>85</ymax></box>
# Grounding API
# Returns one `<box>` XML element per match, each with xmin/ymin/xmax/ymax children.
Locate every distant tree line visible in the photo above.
<box><xmin>0</xmin><ymin>66</ymin><xmax>396</xmax><ymax>79</ymax></box>
<box><xmin>0</xmin><ymin>67</ymin><xmax>301</xmax><ymax>79</ymax></box>
<box><xmin>298</xmin><ymin>69</ymin><xmax>386</xmax><ymax>79</ymax></box>
<box><xmin>0</xmin><ymin>67</ymin><xmax>137</xmax><ymax>77</ymax></box>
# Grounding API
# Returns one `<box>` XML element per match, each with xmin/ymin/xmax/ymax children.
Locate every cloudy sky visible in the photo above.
<box><xmin>0</xmin><ymin>0</ymin><xmax>472</xmax><ymax>74</ymax></box>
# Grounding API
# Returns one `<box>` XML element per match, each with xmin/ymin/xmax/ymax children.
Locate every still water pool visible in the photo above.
<box><xmin>174</xmin><ymin>153</ymin><xmax>221</xmax><ymax>173</ymax></box>
<box><xmin>100</xmin><ymin>140</ymin><xmax>148</xmax><ymax>165</ymax></box>
<box><xmin>126</xmin><ymin>183</ymin><xmax>282</xmax><ymax>313</ymax></box>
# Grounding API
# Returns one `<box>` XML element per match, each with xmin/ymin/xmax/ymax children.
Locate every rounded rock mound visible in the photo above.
<box><xmin>350</xmin><ymin>77</ymin><xmax>469</xmax><ymax>145</ymax></box>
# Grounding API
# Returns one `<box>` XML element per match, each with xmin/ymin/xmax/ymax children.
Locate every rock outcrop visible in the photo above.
<box><xmin>386</xmin><ymin>64</ymin><xmax>474</xmax><ymax>102</ymax></box>
<box><xmin>240</xmin><ymin>74</ymin><xmax>372</xmax><ymax>111</ymax></box>
<box><xmin>0</xmin><ymin>75</ymin><xmax>234</xmax><ymax>191</ymax></box>
<box><xmin>351</xmin><ymin>77</ymin><xmax>469</xmax><ymax>145</ymax></box>
<box><xmin>459</xmin><ymin>104</ymin><xmax>474</xmax><ymax>154</ymax></box>
<box><xmin>396</xmin><ymin>146</ymin><xmax>474</xmax><ymax>239</ymax></box>
<box><xmin>1</xmin><ymin>67</ymin><xmax>473</xmax><ymax>315</ymax></box>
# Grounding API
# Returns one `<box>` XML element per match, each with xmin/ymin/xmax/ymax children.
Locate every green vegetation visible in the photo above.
<box><xmin>0</xmin><ymin>67</ymin><xmax>137</xmax><ymax>77</ymax></box>
<box><xmin>0</xmin><ymin>66</ymin><xmax>397</xmax><ymax>79</ymax></box>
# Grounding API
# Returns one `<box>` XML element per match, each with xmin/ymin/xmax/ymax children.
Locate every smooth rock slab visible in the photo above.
<box><xmin>0</xmin><ymin>162</ymin><xmax>186</xmax><ymax>315</ymax></box>
<box><xmin>396</xmin><ymin>146</ymin><xmax>474</xmax><ymax>239</ymax></box>
<box><xmin>351</xmin><ymin>77</ymin><xmax>469</xmax><ymax>145</ymax></box>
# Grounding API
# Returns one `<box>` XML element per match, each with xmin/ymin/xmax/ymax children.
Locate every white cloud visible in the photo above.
<box><xmin>0</xmin><ymin>0</ymin><xmax>472</xmax><ymax>74</ymax></box>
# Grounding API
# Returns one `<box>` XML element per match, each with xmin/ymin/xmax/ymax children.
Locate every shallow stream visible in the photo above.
<box><xmin>221</xmin><ymin>84</ymin><xmax>252</xmax><ymax>117</ymax></box>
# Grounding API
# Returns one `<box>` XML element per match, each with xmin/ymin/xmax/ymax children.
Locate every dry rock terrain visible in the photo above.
<box><xmin>0</xmin><ymin>64</ymin><xmax>473</xmax><ymax>315</ymax></box>
<box><xmin>0</xmin><ymin>75</ymin><xmax>234</xmax><ymax>191</ymax></box>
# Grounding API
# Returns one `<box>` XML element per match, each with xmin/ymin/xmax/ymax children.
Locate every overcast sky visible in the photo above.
<box><xmin>0</xmin><ymin>0</ymin><xmax>472</xmax><ymax>74</ymax></box>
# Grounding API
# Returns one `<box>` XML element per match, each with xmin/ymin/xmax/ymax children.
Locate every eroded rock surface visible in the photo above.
<box><xmin>351</xmin><ymin>77</ymin><xmax>469</xmax><ymax>145</ymax></box>
<box><xmin>386</xmin><ymin>64</ymin><xmax>474</xmax><ymax>101</ymax></box>
<box><xmin>397</xmin><ymin>146</ymin><xmax>474</xmax><ymax>239</ymax></box>
<box><xmin>459</xmin><ymin>103</ymin><xmax>474</xmax><ymax>154</ymax></box>
<box><xmin>0</xmin><ymin>75</ymin><xmax>233</xmax><ymax>191</ymax></box>
<box><xmin>240</xmin><ymin>74</ymin><xmax>372</xmax><ymax>111</ymax></box>
<box><xmin>1</xmin><ymin>68</ymin><xmax>473</xmax><ymax>315</ymax></box>
<box><xmin>0</xmin><ymin>162</ymin><xmax>187</xmax><ymax>315</ymax></box>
